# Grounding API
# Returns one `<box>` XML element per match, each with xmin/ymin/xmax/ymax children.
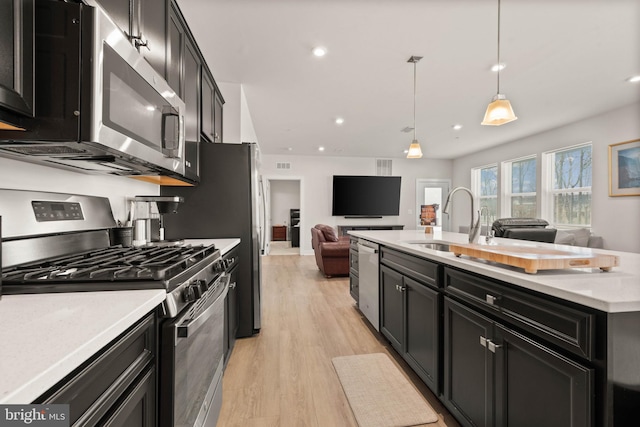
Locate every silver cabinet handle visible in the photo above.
<box><xmin>399</xmin><ymin>286</ymin><xmax>406</xmax><ymax>292</ymax></box>
<box><xmin>486</xmin><ymin>294</ymin><xmax>498</xmax><ymax>305</ymax></box>
<box><xmin>488</xmin><ymin>340</ymin><xmax>502</xmax><ymax>353</ymax></box>
<box><xmin>480</xmin><ymin>336</ymin><xmax>487</xmax><ymax>348</ymax></box>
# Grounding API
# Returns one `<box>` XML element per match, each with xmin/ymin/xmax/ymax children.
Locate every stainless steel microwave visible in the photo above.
<box><xmin>0</xmin><ymin>0</ymin><xmax>186</xmax><ymax>179</ymax></box>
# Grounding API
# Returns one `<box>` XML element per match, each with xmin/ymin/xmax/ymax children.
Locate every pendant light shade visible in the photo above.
<box><xmin>481</xmin><ymin>0</ymin><xmax>517</xmax><ymax>126</ymax></box>
<box><xmin>406</xmin><ymin>56</ymin><xmax>423</xmax><ymax>159</ymax></box>
<box><xmin>481</xmin><ymin>94</ymin><xmax>517</xmax><ymax>125</ymax></box>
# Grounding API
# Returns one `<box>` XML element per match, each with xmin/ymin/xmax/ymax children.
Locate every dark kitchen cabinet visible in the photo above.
<box><xmin>183</xmin><ymin>37</ymin><xmax>201</xmax><ymax>142</ymax></box>
<box><xmin>202</xmin><ymin>69</ymin><xmax>224</xmax><ymax>143</ymax></box>
<box><xmin>96</xmin><ymin>0</ymin><xmax>167</xmax><ymax>78</ymax></box>
<box><xmin>443</xmin><ymin>298</ymin><xmax>494</xmax><ymax>427</ymax></box>
<box><xmin>380</xmin><ymin>261</ymin><xmax>441</xmax><ymax>395</ymax></box>
<box><xmin>35</xmin><ymin>312</ymin><xmax>157</xmax><ymax>426</ymax></box>
<box><xmin>225</xmin><ymin>262</ymin><xmax>239</xmax><ymax>365</ymax></box>
<box><xmin>349</xmin><ymin>237</ymin><xmax>359</xmax><ymax>302</ymax></box>
<box><xmin>0</xmin><ymin>0</ymin><xmax>35</xmax><ymax>125</ymax></box>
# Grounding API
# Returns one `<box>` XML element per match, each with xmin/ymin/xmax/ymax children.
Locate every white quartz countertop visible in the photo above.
<box><xmin>348</xmin><ymin>230</ymin><xmax>640</xmax><ymax>313</ymax></box>
<box><xmin>0</xmin><ymin>289</ymin><xmax>166</xmax><ymax>404</ymax></box>
<box><xmin>0</xmin><ymin>238</ymin><xmax>240</xmax><ymax>404</ymax></box>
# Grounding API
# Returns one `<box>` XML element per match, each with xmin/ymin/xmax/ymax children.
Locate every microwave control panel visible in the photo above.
<box><xmin>31</xmin><ymin>201</ymin><xmax>85</xmax><ymax>222</ymax></box>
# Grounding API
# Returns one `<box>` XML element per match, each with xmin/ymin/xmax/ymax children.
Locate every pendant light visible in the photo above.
<box><xmin>481</xmin><ymin>0</ymin><xmax>517</xmax><ymax>126</ymax></box>
<box><xmin>406</xmin><ymin>56</ymin><xmax>423</xmax><ymax>159</ymax></box>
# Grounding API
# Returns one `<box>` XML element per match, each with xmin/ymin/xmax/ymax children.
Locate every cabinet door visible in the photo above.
<box><xmin>139</xmin><ymin>0</ymin><xmax>166</xmax><ymax>78</ymax></box>
<box><xmin>214</xmin><ymin>89</ymin><xmax>223</xmax><ymax>142</ymax></box>
<box><xmin>0</xmin><ymin>0</ymin><xmax>34</xmax><ymax>120</ymax></box>
<box><xmin>201</xmin><ymin>70</ymin><xmax>214</xmax><ymax>142</ymax></box>
<box><xmin>380</xmin><ymin>265</ymin><xmax>404</xmax><ymax>351</ymax></box>
<box><xmin>444</xmin><ymin>298</ymin><xmax>494</xmax><ymax>427</ymax></box>
<box><xmin>101</xmin><ymin>368</ymin><xmax>156</xmax><ymax>427</ymax></box>
<box><xmin>405</xmin><ymin>277</ymin><xmax>440</xmax><ymax>394</ymax></box>
<box><xmin>183</xmin><ymin>39</ymin><xmax>200</xmax><ymax>141</ymax></box>
<box><xmin>166</xmin><ymin>6</ymin><xmax>183</xmax><ymax>98</ymax></box>
<box><xmin>225</xmin><ymin>265</ymin><xmax>239</xmax><ymax>363</ymax></box>
<box><xmin>98</xmin><ymin>0</ymin><xmax>131</xmax><ymax>39</ymax></box>
<box><xmin>494</xmin><ymin>325</ymin><xmax>593</xmax><ymax>427</ymax></box>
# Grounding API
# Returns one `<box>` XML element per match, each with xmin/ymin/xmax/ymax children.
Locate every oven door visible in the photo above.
<box><xmin>160</xmin><ymin>274</ymin><xmax>229</xmax><ymax>427</ymax></box>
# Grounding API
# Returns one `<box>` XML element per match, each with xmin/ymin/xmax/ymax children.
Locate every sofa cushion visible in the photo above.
<box><xmin>554</xmin><ymin>228</ymin><xmax>594</xmax><ymax>247</ymax></box>
<box><xmin>316</xmin><ymin>224</ymin><xmax>339</xmax><ymax>242</ymax></box>
<box><xmin>554</xmin><ymin>231</ymin><xmax>576</xmax><ymax>246</ymax></box>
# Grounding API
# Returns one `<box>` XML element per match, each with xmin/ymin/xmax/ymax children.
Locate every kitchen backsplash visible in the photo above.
<box><xmin>0</xmin><ymin>157</ymin><xmax>159</xmax><ymax>224</ymax></box>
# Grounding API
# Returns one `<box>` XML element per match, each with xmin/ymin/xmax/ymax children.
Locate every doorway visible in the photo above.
<box><xmin>264</xmin><ymin>177</ymin><xmax>302</xmax><ymax>255</ymax></box>
<box><xmin>415</xmin><ymin>179</ymin><xmax>451</xmax><ymax>231</ymax></box>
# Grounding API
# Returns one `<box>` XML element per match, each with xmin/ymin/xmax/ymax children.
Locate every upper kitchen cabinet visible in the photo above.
<box><xmin>202</xmin><ymin>69</ymin><xmax>223</xmax><ymax>143</ymax></box>
<box><xmin>94</xmin><ymin>0</ymin><xmax>167</xmax><ymax>79</ymax></box>
<box><xmin>0</xmin><ymin>0</ymin><xmax>35</xmax><ymax>126</ymax></box>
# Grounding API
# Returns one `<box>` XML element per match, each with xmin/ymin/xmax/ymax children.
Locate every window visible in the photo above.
<box><xmin>543</xmin><ymin>143</ymin><xmax>592</xmax><ymax>226</ymax></box>
<box><xmin>503</xmin><ymin>156</ymin><xmax>537</xmax><ymax>218</ymax></box>
<box><xmin>472</xmin><ymin>164</ymin><xmax>498</xmax><ymax>223</ymax></box>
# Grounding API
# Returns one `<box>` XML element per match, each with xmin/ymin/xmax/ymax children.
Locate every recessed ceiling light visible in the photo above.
<box><xmin>627</xmin><ymin>75</ymin><xmax>640</xmax><ymax>83</ymax></box>
<box><xmin>491</xmin><ymin>63</ymin><xmax>506</xmax><ymax>72</ymax></box>
<box><xmin>318</xmin><ymin>146</ymin><xmax>325</xmax><ymax>152</ymax></box>
<box><xmin>335</xmin><ymin>117</ymin><xmax>344</xmax><ymax>125</ymax></box>
<box><xmin>287</xmin><ymin>147</ymin><xmax>293</xmax><ymax>151</ymax></box>
<box><xmin>312</xmin><ymin>47</ymin><xmax>327</xmax><ymax>57</ymax></box>
<box><xmin>403</xmin><ymin>149</ymin><xmax>409</xmax><ymax>154</ymax></box>
<box><xmin>452</xmin><ymin>124</ymin><xmax>463</xmax><ymax>131</ymax></box>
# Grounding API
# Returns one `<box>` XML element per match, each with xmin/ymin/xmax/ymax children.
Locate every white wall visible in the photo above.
<box><xmin>269</xmin><ymin>180</ymin><xmax>300</xmax><ymax>239</ymax></box>
<box><xmin>451</xmin><ymin>102</ymin><xmax>640</xmax><ymax>253</ymax></box>
<box><xmin>260</xmin><ymin>154</ymin><xmax>453</xmax><ymax>254</ymax></box>
<box><xmin>218</xmin><ymin>82</ymin><xmax>258</xmax><ymax>143</ymax></box>
<box><xmin>0</xmin><ymin>157</ymin><xmax>159</xmax><ymax>224</ymax></box>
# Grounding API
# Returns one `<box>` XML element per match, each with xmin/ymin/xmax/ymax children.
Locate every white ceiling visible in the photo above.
<box><xmin>177</xmin><ymin>0</ymin><xmax>640</xmax><ymax>160</ymax></box>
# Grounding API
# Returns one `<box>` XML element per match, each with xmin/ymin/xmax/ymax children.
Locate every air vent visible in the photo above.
<box><xmin>376</xmin><ymin>159</ymin><xmax>392</xmax><ymax>176</ymax></box>
<box><xmin>276</xmin><ymin>162</ymin><xmax>291</xmax><ymax>170</ymax></box>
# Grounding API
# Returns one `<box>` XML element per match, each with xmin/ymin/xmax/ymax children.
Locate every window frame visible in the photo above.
<box><xmin>501</xmin><ymin>155</ymin><xmax>538</xmax><ymax>218</ymax></box>
<box><xmin>471</xmin><ymin>163</ymin><xmax>498</xmax><ymax>224</ymax></box>
<box><xmin>541</xmin><ymin>142</ymin><xmax>593</xmax><ymax>228</ymax></box>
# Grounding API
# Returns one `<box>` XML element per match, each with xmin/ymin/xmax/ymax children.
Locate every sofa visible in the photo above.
<box><xmin>311</xmin><ymin>224</ymin><xmax>350</xmax><ymax>277</ymax></box>
<box><xmin>554</xmin><ymin>228</ymin><xmax>604</xmax><ymax>248</ymax></box>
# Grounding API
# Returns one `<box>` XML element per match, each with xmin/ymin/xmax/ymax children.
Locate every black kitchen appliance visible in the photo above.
<box><xmin>0</xmin><ymin>188</ymin><xmax>227</xmax><ymax>427</ymax></box>
<box><xmin>162</xmin><ymin>142</ymin><xmax>262</xmax><ymax>337</ymax></box>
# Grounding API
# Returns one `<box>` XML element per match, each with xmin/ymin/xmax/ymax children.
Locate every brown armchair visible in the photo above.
<box><xmin>311</xmin><ymin>224</ymin><xmax>350</xmax><ymax>278</ymax></box>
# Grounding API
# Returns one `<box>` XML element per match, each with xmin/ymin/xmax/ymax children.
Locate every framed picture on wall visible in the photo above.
<box><xmin>609</xmin><ymin>138</ymin><xmax>640</xmax><ymax>197</ymax></box>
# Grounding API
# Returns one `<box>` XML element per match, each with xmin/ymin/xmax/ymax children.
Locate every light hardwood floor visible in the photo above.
<box><xmin>217</xmin><ymin>254</ymin><xmax>460</xmax><ymax>427</ymax></box>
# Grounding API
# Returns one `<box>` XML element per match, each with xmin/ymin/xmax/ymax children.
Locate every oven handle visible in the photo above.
<box><xmin>176</xmin><ymin>275</ymin><xmax>229</xmax><ymax>341</ymax></box>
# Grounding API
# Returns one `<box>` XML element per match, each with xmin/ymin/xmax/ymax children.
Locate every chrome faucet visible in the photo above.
<box><xmin>443</xmin><ymin>186</ymin><xmax>481</xmax><ymax>243</ymax></box>
<box><xmin>480</xmin><ymin>206</ymin><xmax>495</xmax><ymax>243</ymax></box>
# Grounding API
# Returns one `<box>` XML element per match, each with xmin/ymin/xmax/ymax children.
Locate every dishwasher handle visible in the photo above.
<box><xmin>357</xmin><ymin>243</ymin><xmax>378</xmax><ymax>254</ymax></box>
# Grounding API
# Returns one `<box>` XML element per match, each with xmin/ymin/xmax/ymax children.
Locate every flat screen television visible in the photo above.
<box><xmin>332</xmin><ymin>175</ymin><xmax>402</xmax><ymax>217</ymax></box>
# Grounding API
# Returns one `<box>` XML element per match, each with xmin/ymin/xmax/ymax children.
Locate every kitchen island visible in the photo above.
<box><xmin>348</xmin><ymin>229</ymin><xmax>640</xmax><ymax>427</ymax></box>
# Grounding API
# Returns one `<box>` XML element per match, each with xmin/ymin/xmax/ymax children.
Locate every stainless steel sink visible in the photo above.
<box><xmin>401</xmin><ymin>240</ymin><xmax>452</xmax><ymax>251</ymax></box>
<box><xmin>416</xmin><ymin>242</ymin><xmax>450</xmax><ymax>251</ymax></box>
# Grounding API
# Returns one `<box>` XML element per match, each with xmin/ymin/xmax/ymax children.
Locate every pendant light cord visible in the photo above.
<box><xmin>497</xmin><ymin>0</ymin><xmax>501</xmax><ymax>94</ymax></box>
<box><xmin>413</xmin><ymin>60</ymin><xmax>417</xmax><ymax>141</ymax></box>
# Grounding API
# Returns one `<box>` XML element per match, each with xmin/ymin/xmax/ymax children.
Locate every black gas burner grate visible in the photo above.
<box><xmin>3</xmin><ymin>244</ymin><xmax>218</xmax><ymax>283</ymax></box>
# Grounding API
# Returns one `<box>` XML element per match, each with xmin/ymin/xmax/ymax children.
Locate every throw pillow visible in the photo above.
<box><xmin>571</xmin><ymin>228</ymin><xmax>591</xmax><ymax>247</ymax></box>
<box><xmin>554</xmin><ymin>230</ymin><xmax>576</xmax><ymax>246</ymax></box>
<box><xmin>318</xmin><ymin>224</ymin><xmax>339</xmax><ymax>242</ymax></box>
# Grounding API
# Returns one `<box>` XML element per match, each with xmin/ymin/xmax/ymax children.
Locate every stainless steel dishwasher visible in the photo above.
<box><xmin>357</xmin><ymin>239</ymin><xmax>380</xmax><ymax>331</ymax></box>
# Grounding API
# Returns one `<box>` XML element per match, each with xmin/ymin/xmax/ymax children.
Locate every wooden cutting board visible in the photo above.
<box><xmin>449</xmin><ymin>243</ymin><xmax>620</xmax><ymax>274</ymax></box>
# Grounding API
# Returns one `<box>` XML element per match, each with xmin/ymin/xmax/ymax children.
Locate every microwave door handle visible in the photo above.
<box><xmin>162</xmin><ymin>106</ymin><xmax>181</xmax><ymax>158</ymax></box>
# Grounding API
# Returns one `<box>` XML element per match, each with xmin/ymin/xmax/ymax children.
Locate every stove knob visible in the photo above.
<box><xmin>213</xmin><ymin>260</ymin><xmax>224</xmax><ymax>273</ymax></box>
<box><xmin>183</xmin><ymin>286</ymin><xmax>197</xmax><ymax>303</ymax></box>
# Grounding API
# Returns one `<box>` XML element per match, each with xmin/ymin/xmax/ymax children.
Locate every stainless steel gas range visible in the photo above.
<box><xmin>0</xmin><ymin>188</ymin><xmax>227</xmax><ymax>427</ymax></box>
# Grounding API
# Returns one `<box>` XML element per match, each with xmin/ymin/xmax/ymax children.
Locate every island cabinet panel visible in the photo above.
<box><xmin>443</xmin><ymin>298</ymin><xmax>494</xmax><ymax>427</ymax></box>
<box><xmin>444</xmin><ymin>267</ymin><xmax>596</xmax><ymax>361</ymax></box>
<box><xmin>379</xmin><ymin>246</ymin><xmax>443</xmax><ymax>395</ymax></box>
<box><xmin>349</xmin><ymin>237</ymin><xmax>359</xmax><ymax>302</ymax></box>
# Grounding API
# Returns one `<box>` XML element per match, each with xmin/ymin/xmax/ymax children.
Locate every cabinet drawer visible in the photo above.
<box><xmin>380</xmin><ymin>246</ymin><xmax>441</xmax><ymax>288</ymax></box>
<box><xmin>444</xmin><ymin>268</ymin><xmax>595</xmax><ymax>360</ymax></box>
<box><xmin>349</xmin><ymin>237</ymin><xmax>358</xmax><ymax>251</ymax></box>
<box><xmin>349</xmin><ymin>248</ymin><xmax>359</xmax><ymax>273</ymax></box>
<box><xmin>38</xmin><ymin>313</ymin><xmax>156</xmax><ymax>425</ymax></box>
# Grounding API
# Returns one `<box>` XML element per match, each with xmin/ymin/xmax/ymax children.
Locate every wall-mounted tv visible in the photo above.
<box><xmin>332</xmin><ymin>175</ymin><xmax>402</xmax><ymax>217</ymax></box>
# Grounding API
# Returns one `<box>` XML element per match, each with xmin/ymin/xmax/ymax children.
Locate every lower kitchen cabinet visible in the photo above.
<box><xmin>225</xmin><ymin>263</ymin><xmax>239</xmax><ymax>364</ymax></box>
<box><xmin>380</xmin><ymin>262</ymin><xmax>441</xmax><ymax>395</ymax></box>
<box><xmin>349</xmin><ymin>237</ymin><xmax>359</xmax><ymax>302</ymax></box>
<box><xmin>35</xmin><ymin>312</ymin><xmax>157</xmax><ymax>427</ymax></box>
<box><xmin>444</xmin><ymin>297</ymin><xmax>593</xmax><ymax>427</ymax></box>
